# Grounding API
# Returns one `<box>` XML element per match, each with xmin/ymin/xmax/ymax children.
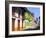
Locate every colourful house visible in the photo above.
<box><xmin>12</xmin><ymin>7</ymin><xmax>36</xmax><ymax>31</ymax></box>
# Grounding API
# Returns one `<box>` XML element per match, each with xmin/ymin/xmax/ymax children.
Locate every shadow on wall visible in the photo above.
<box><xmin>8</xmin><ymin>37</ymin><xmax>21</xmax><ymax>38</ymax></box>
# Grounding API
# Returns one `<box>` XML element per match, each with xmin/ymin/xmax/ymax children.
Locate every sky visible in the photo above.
<box><xmin>27</xmin><ymin>7</ymin><xmax>40</xmax><ymax>18</ymax></box>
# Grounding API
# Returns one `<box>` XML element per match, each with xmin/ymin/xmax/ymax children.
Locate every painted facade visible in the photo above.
<box><xmin>12</xmin><ymin>7</ymin><xmax>36</xmax><ymax>31</ymax></box>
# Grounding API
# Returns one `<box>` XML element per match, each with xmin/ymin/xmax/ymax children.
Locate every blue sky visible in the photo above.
<box><xmin>27</xmin><ymin>7</ymin><xmax>40</xmax><ymax>18</ymax></box>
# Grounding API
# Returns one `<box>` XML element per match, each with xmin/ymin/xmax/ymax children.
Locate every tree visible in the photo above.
<box><xmin>24</xmin><ymin>12</ymin><xmax>33</xmax><ymax>22</ymax></box>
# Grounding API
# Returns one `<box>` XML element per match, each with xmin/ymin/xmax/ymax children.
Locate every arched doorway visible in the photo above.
<box><xmin>12</xmin><ymin>7</ymin><xmax>23</xmax><ymax>31</ymax></box>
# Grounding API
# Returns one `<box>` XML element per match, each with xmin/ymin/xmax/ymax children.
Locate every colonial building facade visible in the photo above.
<box><xmin>12</xmin><ymin>7</ymin><xmax>36</xmax><ymax>31</ymax></box>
